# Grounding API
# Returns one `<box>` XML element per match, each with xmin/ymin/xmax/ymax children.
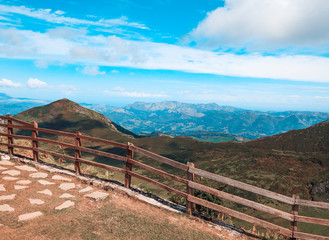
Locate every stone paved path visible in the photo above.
<box><xmin>0</xmin><ymin>153</ymin><xmax>111</xmax><ymax>227</ymax></box>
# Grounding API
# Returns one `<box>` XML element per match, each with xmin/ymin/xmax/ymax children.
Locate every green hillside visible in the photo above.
<box><xmin>15</xmin><ymin>98</ymin><xmax>137</xmax><ymax>143</ymax></box>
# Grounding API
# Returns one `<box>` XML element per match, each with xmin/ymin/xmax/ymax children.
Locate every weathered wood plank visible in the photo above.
<box><xmin>130</xmin><ymin>145</ymin><xmax>188</xmax><ymax>171</ymax></box>
<box><xmin>36</xmin><ymin>148</ymin><xmax>125</xmax><ymax>174</ymax></box>
<box><xmin>127</xmin><ymin>158</ymin><xmax>188</xmax><ymax>184</ymax></box>
<box><xmin>78</xmin><ymin>146</ymin><xmax>127</xmax><ymax>162</ymax></box>
<box><xmin>80</xmin><ymin>134</ymin><xmax>127</xmax><ymax>149</ymax></box>
<box><xmin>187</xmin><ymin>195</ymin><xmax>292</xmax><ymax>237</ymax></box>
<box><xmin>1</xmin><ymin>115</ymin><xmax>34</xmax><ymax>126</ymax></box>
<box><xmin>0</xmin><ymin>123</ymin><xmax>34</xmax><ymax>131</ymax></box>
<box><xmin>37</xmin><ymin>127</ymin><xmax>76</xmax><ymax>137</ymax></box>
<box><xmin>128</xmin><ymin>170</ymin><xmax>188</xmax><ymax>198</ymax></box>
<box><xmin>0</xmin><ymin>133</ymin><xmax>33</xmax><ymax>140</ymax></box>
<box><xmin>189</xmin><ymin>167</ymin><xmax>294</xmax><ymax>205</ymax></box>
<box><xmin>297</xmin><ymin>199</ymin><xmax>329</xmax><ymax>210</ymax></box>
<box><xmin>189</xmin><ymin>181</ymin><xmax>294</xmax><ymax>221</ymax></box>
<box><xmin>32</xmin><ymin>121</ymin><xmax>39</xmax><ymax>162</ymax></box>
<box><xmin>296</xmin><ymin>215</ymin><xmax>329</xmax><ymax>226</ymax></box>
<box><xmin>36</xmin><ymin>137</ymin><xmax>126</xmax><ymax>162</ymax></box>
<box><xmin>293</xmin><ymin>231</ymin><xmax>329</xmax><ymax>240</ymax></box>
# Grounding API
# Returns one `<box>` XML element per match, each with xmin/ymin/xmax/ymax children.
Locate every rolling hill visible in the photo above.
<box><xmin>15</xmin><ymin>98</ymin><xmax>137</xmax><ymax>142</ymax></box>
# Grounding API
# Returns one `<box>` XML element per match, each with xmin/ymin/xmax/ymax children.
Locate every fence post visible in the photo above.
<box><xmin>125</xmin><ymin>142</ymin><xmax>134</xmax><ymax>188</ymax></box>
<box><xmin>186</xmin><ymin>162</ymin><xmax>195</xmax><ymax>215</ymax></box>
<box><xmin>290</xmin><ymin>194</ymin><xmax>300</xmax><ymax>240</ymax></box>
<box><xmin>7</xmin><ymin>115</ymin><xmax>13</xmax><ymax>158</ymax></box>
<box><xmin>74</xmin><ymin>131</ymin><xmax>82</xmax><ymax>175</ymax></box>
<box><xmin>32</xmin><ymin>121</ymin><xmax>39</xmax><ymax>162</ymax></box>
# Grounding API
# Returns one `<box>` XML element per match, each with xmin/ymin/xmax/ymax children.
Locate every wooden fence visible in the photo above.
<box><xmin>0</xmin><ymin>115</ymin><xmax>328</xmax><ymax>240</ymax></box>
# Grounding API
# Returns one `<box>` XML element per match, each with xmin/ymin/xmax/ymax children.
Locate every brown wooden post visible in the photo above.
<box><xmin>125</xmin><ymin>142</ymin><xmax>134</xmax><ymax>188</ymax></box>
<box><xmin>290</xmin><ymin>194</ymin><xmax>300</xmax><ymax>240</ymax></box>
<box><xmin>7</xmin><ymin>115</ymin><xmax>13</xmax><ymax>158</ymax></box>
<box><xmin>186</xmin><ymin>162</ymin><xmax>195</xmax><ymax>215</ymax></box>
<box><xmin>74</xmin><ymin>131</ymin><xmax>82</xmax><ymax>175</ymax></box>
<box><xmin>32</xmin><ymin>121</ymin><xmax>39</xmax><ymax>162</ymax></box>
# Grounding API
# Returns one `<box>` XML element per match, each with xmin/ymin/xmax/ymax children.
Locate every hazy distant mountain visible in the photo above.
<box><xmin>0</xmin><ymin>93</ymin><xmax>48</xmax><ymax>115</ymax></box>
<box><xmin>86</xmin><ymin>101</ymin><xmax>329</xmax><ymax>139</ymax></box>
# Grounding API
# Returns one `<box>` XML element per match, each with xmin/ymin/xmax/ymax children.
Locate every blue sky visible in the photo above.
<box><xmin>0</xmin><ymin>0</ymin><xmax>329</xmax><ymax>111</ymax></box>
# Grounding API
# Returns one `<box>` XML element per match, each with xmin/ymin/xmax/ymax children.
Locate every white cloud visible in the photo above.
<box><xmin>111</xmin><ymin>70</ymin><xmax>119</xmax><ymax>73</ymax></box>
<box><xmin>27</xmin><ymin>78</ymin><xmax>48</xmax><ymax>88</ymax></box>
<box><xmin>0</xmin><ymin>78</ymin><xmax>21</xmax><ymax>87</ymax></box>
<box><xmin>0</xmin><ymin>4</ymin><xmax>149</xmax><ymax>30</ymax></box>
<box><xmin>188</xmin><ymin>0</ymin><xmax>329</xmax><ymax>51</ymax></box>
<box><xmin>106</xmin><ymin>87</ymin><xmax>168</xmax><ymax>98</ymax></box>
<box><xmin>1</xmin><ymin>27</ymin><xmax>329</xmax><ymax>82</ymax></box>
<box><xmin>82</xmin><ymin>65</ymin><xmax>105</xmax><ymax>75</ymax></box>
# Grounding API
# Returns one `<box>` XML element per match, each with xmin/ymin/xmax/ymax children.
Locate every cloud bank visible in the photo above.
<box><xmin>188</xmin><ymin>0</ymin><xmax>329</xmax><ymax>51</ymax></box>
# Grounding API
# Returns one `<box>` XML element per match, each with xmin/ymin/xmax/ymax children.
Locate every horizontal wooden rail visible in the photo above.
<box><xmin>0</xmin><ymin>123</ymin><xmax>34</xmax><ymax>131</ymax></box>
<box><xmin>80</xmin><ymin>134</ymin><xmax>127</xmax><ymax>149</ymax></box>
<box><xmin>0</xmin><ymin>115</ymin><xmax>34</xmax><ymax>126</ymax></box>
<box><xmin>294</xmin><ymin>231</ymin><xmax>329</xmax><ymax>240</ymax></box>
<box><xmin>36</xmin><ymin>148</ymin><xmax>125</xmax><ymax>174</ymax></box>
<box><xmin>37</xmin><ymin>127</ymin><xmax>76</xmax><ymax>137</ymax></box>
<box><xmin>0</xmin><ymin>132</ymin><xmax>33</xmax><ymax>140</ymax></box>
<box><xmin>0</xmin><ymin>142</ymin><xmax>32</xmax><ymax>151</ymax></box>
<box><xmin>128</xmin><ymin>170</ymin><xmax>187</xmax><ymax>198</ymax></box>
<box><xmin>298</xmin><ymin>199</ymin><xmax>329</xmax><ymax>210</ymax></box>
<box><xmin>187</xmin><ymin>195</ymin><xmax>292</xmax><ymax>237</ymax></box>
<box><xmin>36</xmin><ymin>148</ymin><xmax>76</xmax><ymax>162</ymax></box>
<box><xmin>189</xmin><ymin>167</ymin><xmax>294</xmax><ymax>205</ymax></box>
<box><xmin>127</xmin><ymin>158</ymin><xmax>188</xmax><ymax>184</ymax></box>
<box><xmin>189</xmin><ymin>181</ymin><xmax>294</xmax><ymax>221</ymax></box>
<box><xmin>130</xmin><ymin>145</ymin><xmax>188</xmax><ymax>171</ymax></box>
<box><xmin>35</xmin><ymin>137</ymin><xmax>127</xmax><ymax>162</ymax></box>
<box><xmin>296</xmin><ymin>215</ymin><xmax>329</xmax><ymax>226</ymax></box>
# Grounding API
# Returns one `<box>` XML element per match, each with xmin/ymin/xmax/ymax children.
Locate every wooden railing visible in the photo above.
<box><xmin>0</xmin><ymin>115</ymin><xmax>328</xmax><ymax>240</ymax></box>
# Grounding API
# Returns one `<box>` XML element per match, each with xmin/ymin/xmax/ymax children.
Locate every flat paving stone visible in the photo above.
<box><xmin>0</xmin><ymin>160</ymin><xmax>14</xmax><ymax>166</ymax></box>
<box><xmin>38</xmin><ymin>180</ymin><xmax>55</xmax><ymax>185</ymax></box>
<box><xmin>16</xmin><ymin>180</ymin><xmax>32</xmax><ymax>185</ymax></box>
<box><xmin>0</xmin><ymin>166</ymin><xmax>7</xmax><ymax>170</ymax></box>
<box><xmin>14</xmin><ymin>185</ymin><xmax>28</xmax><ymax>190</ymax></box>
<box><xmin>84</xmin><ymin>191</ymin><xmax>109</xmax><ymax>202</ymax></box>
<box><xmin>0</xmin><ymin>204</ymin><xmax>14</xmax><ymax>212</ymax></box>
<box><xmin>37</xmin><ymin>189</ymin><xmax>52</xmax><ymax>196</ymax></box>
<box><xmin>2</xmin><ymin>170</ymin><xmax>21</xmax><ymax>176</ymax></box>
<box><xmin>2</xmin><ymin>176</ymin><xmax>19</xmax><ymax>181</ymax></box>
<box><xmin>29</xmin><ymin>199</ymin><xmax>45</xmax><ymax>205</ymax></box>
<box><xmin>18</xmin><ymin>211</ymin><xmax>43</xmax><ymax>221</ymax></box>
<box><xmin>15</xmin><ymin>165</ymin><xmax>37</xmax><ymax>172</ymax></box>
<box><xmin>59</xmin><ymin>183</ymin><xmax>75</xmax><ymax>191</ymax></box>
<box><xmin>0</xmin><ymin>194</ymin><xmax>15</xmax><ymax>201</ymax></box>
<box><xmin>1</xmin><ymin>155</ymin><xmax>10</xmax><ymax>161</ymax></box>
<box><xmin>55</xmin><ymin>200</ymin><xmax>75</xmax><ymax>210</ymax></box>
<box><xmin>59</xmin><ymin>193</ymin><xmax>75</xmax><ymax>198</ymax></box>
<box><xmin>0</xmin><ymin>184</ymin><xmax>5</xmax><ymax>191</ymax></box>
<box><xmin>29</xmin><ymin>172</ymin><xmax>48</xmax><ymax>178</ymax></box>
<box><xmin>0</xmin><ymin>224</ymin><xmax>3</xmax><ymax>227</ymax></box>
<box><xmin>52</xmin><ymin>175</ymin><xmax>72</xmax><ymax>182</ymax></box>
<box><xmin>79</xmin><ymin>186</ymin><xmax>93</xmax><ymax>193</ymax></box>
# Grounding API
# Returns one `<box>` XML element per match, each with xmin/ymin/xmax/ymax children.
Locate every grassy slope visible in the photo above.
<box><xmin>14</xmin><ymin>98</ymin><xmax>137</xmax><ymax>143</ymax></box>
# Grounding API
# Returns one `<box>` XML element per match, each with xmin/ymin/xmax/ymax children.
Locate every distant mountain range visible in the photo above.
<box><xmin>1</xmin><ymin>93</ymin><xmax>328</xmax><ymax>140</ymax></box>
<box><xmin>86</xmin><ymin>101</ymin><xmax>329</xmax><ymax>139</ymax></box>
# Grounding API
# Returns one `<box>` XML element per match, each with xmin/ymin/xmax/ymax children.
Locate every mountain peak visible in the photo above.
<box><xmin>15</xmin><ymin>99</ymin><xmax>137</xmax><ymax>141</ymax></box>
